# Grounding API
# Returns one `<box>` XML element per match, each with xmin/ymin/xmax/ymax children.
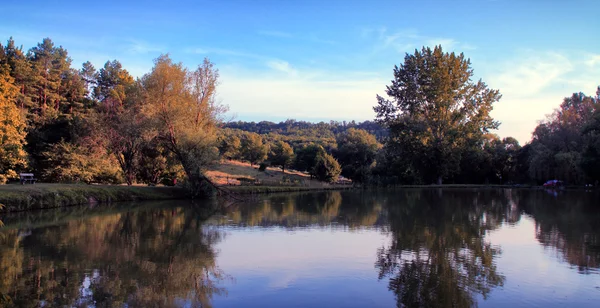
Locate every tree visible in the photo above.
<box><xmin>217</xmin><ymin>129</ymin><xmax>242</xmax><ymax>160</ymax></box>
<box><xmin>334</xmin><ymin>128</ymin><xmax>380</xmax><ymax>183</ymax></box>
<box><xmin>312</xmin><ymin>153</ymin><xmax>341</xmax><ymax>183</ymax></box>
<box><xmin>527</xmin><ymin>89</ymin><xmax>599</xmax><ymax>184</ymax></box>
<box><xmin>240</xmin><ymin>132</ymin><xmax>268</xmax><ymax>166</ymax></box>
<box><xmin>142</xmin><ymin>55</ymin><xmax>224</xmax><ymax>188</ymax></box>
<box><xmin>269</xmin><ymin>140</ymin><xmax>294</xmax><ymax>172</ymax></box>
<box><xmin>0</xmin><ymin>67</ymin><xmax>27</xmax><ymax>183</ymax></box>
<box><xmin>293</xmin><ymin>143</ymin><xmax>326</xmax><ymax>173</ymax></box>
<box><xmin>93</xmin><ymin>61</ymin><xmax>142</xmax><ymax>185</ymax></box>
<box><xmin>375</xmin><ymin>46</ymin><xmax>501</xmax><ymax>184</ymax></box>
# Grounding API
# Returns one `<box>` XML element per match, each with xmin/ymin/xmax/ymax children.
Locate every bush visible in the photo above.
<box><xmin>312</xmin><ymin>153</ymin><xmax>341</xmax><ymax>183</ymax></box>
<box><xmin>258</xmin><ymin>162</ymin><xmax>269</xmax><ymax>171</ymax></box>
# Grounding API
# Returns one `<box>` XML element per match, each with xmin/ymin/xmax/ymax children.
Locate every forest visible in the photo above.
<box><xmin>0</xmin><ymin>38</ymin><xmax>599</xmax><ymax>188</ymax></box>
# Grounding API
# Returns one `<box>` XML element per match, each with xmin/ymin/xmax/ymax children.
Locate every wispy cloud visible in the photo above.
<box><xmin>485</xmin><ymin>50</ymin><xmax>598</xmax><ymax>143</ymax></box>
<box><xmin>585</xmin><ymin>54</ymin><xmax>600</xmax><ymax>67</ymax></box>
<box><xmin>364</xmin><ymin>27</ymin><xmax>473</xmax><ymax>54</ymax></box>
<box><xmin>266</xmin><ymin>59</ymin><xmax>298</xmax><ymax>76</ymax></box>
<box><xmin>490</xmin><ymin>52</ymin><xmax>573</xmax><ymax>97</ymax></box>
<box><xmin>126</xmin><ymin>40</ymin><xmax>164</xmax><ymax>54</ymax></box>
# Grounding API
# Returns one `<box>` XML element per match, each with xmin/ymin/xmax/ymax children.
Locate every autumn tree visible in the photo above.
<box><xmin>269</xmin><ymin>140</ymin><xmax>294</xmax><ymax>172</ymax></box>
<box><xmin>0</xmin><ymin>67</ymin><xmax>27</xmax><ymax>183</ymax></box>
<box><xmin>217</xmin><ymin>129</ymin><xmax>242</xmax><ymax>160</ymax></box>
<box><xmin>142</xmin><ymin>55</ymin><xmax>224</xmax><ymax>188</ymax></box>
<box><xmin>375</xmin><ymin>46</ymin><xmax>501</xmax><ymax>184</ymax></box>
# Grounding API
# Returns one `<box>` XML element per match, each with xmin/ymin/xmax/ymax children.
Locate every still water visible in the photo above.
<box><xmin>0</xmin><ymin>189</ymin><xmax>599</xmax><ymax>307</ymax></box>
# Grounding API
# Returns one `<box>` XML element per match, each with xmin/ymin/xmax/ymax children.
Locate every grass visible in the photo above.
<box><xmin>0</xmin><ymin>183</ymin><xmax>186</xmax><ymax>212</ymax></box>
<box><xmin>206</xmin><ymin>160</ymin><xmax>332</xmax><ymax>188</ymax></box>
<box><xmin>205</xmin><ymin>160</ymin><xmax>354</xmax><ymax>194</ymax></box>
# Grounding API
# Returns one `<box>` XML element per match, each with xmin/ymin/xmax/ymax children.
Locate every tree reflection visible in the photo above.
<box><xmin>376</xmin><ymin>189</ymin><xmax>514</xmax><ymax>308</ymax></box>
<box><xmin>0</xmin><ymin>202</ymin><xmax>227</xmax><ymax>307</ymax></box>
<box><xmin>212</xmin><ymin>191</ymin><xmax>384</xmax><ymax>230</ymax></box>
<box><xmin>519</xmin><ymin>190</ymin><xmax>600</xmax><ymax>274</ymax></box>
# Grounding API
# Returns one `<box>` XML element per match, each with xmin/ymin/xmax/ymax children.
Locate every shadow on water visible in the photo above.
<box><xmin>0</xmin><ymin>189</ymin><xmax>598</xmax><ymax>307</ymax></box>
<box><xmin>0</xmin><ymin>200</ymin><xmax>228</xmax><ymax>307</ymax></box>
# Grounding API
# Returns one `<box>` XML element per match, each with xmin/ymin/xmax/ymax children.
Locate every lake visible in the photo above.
<box><xmin>0</xmin><ymin>189</ymin><xmax>599</xmax><ymax>307</ymax></box>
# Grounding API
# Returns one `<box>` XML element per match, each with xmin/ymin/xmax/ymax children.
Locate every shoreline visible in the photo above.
<box><xmin>0</xmin><ymin>184</ymin><xmax>186</xmax><ymax>212</ymax></box>
<box><xmin>1</xmin><ymin>183</ymin><xmax>594</xmax><ymax>213</ymax></box>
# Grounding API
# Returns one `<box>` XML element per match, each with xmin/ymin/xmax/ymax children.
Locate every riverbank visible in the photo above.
<box><xmin>0</xmin><ymin>184</ymin><xmax>186</xmax><ymax>212</ymax></box>
<box><xmin>226</xmin><ymin>185</ymin><xmax>354</xmax><ymax>194</ymax></box>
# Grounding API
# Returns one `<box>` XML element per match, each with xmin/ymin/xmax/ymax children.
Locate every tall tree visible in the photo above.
<box><xmin>0</xmin><ymin>67</ymin><xmax>28</xmax><ymax>183</ymax></box>
<box><xmin>375</xmin><ymin>46</ymin><xmax>501</xmax><ymax>184</ymax></box>
<box><xmin>142</xmin><ymin>55</ymin><xmax>223</xmax><ymax>188</ymax></box>
<box><xmin>27</xmin><ymin>38</ymin><xmax>73</xmax><ymax>120</ymax></box>
<box><xmin>93</xmin><ymin>61</ymin><xmax>142</xmax><ymax>185</ymax></box>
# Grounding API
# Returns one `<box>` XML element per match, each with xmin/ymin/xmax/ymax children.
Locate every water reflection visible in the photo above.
<box><xmin>0</xmin><ymin>189</ymin><xmax>599</xmax><ymax>307</ymax></box>
<box><xmin>0</xmin><ymin>201</ymin><xmax>227</xmax><ymax>307</ymax></box>
<box><xmin>375</xmin><ymin>189</ymin><xmax>516</xmax><ymax>308</ymax></box>
<box><xmin>210</xmin><ymin>191</ymin><xmax>384</xmax><ymax>229</ymax></box>
<box><xmin>518</xmin><ymin>190</ymin><xmax>600</xmax><ymax>274</ymax></box>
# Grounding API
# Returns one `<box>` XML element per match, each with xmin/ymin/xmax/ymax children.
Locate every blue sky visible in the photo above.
<box><xmin>1</xmin><ymin>0</ymin><xmax>598</xmax><ymax>143</ymax></box>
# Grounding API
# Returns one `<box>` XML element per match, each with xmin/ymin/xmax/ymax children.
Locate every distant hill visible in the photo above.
<box><xmin>222</xmin><ymin>119</ymin><xmax>388</xmax><ymax>141</ymax></box>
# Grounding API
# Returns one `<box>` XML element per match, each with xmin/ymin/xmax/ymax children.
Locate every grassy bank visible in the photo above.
<box><xmin>0</xmin><ymin>184</ymin><xmax>186</xmax><ymax>212</ymax></box>
<box><xmin>226</xmin><ymin>185</ymin><xmax>354</xmax><ymax>194</ymax></box>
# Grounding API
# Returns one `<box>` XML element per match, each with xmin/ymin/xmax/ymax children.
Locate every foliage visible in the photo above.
<box><xmin>268</xmin><ymin>140</ymin><xmax>294</xmax><ymax>172</ymax></box>
<box><xmin>240</xmin><ymin>132</ymin><xmax>269</xmax><ymax>166</ymax></box>
<box><xmin>0</xmin><ymin>67</ymin><xmax>27</xmax><ymax>184</ymax></box>
<box><xmin>527</xmin><ymin>89</ymin><xmax>599</xmax><ymax>184</ymax></box>
<box><xmin>334</xmin><ymin>128</ymin><xmax>380</xmax><ymax>183</ymax></box>
<box><xmin>142</xmin><ymin>55</ymin><xmax>224</xmax><ymax>188</ymax></box>
<box><xmin>293</xmin><ymin>143</ymin><xmax>326</xmax><ymax>173</ymax></box>
<box><xmin>375</xmin><ymin>46</ymin><xmax>501</xmax><ymax>184</ymax></box>
<box><xmin>42</xmin><ymin>141</ymin><xmax>122</xmax><ymax>184</ymax></box>
<box><xmin>217</xmin><ymin>128</ymin><xmax>242</xmax><ymax>160</ymax></box>
<box><xmin>312</xmin><ymin>153</ymin><xmax>341</xmax><ymax>183</ymax></box>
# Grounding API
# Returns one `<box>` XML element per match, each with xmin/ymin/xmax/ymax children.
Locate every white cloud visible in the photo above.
<box><xmin>490</xmin><ymin>52</ymin><xmax>573</xmax><ymax>97</ymax></box>
<box><xmin>266</xmin><ymin>59</ymin><xmax>298</xmax><ymax>76</ymax></box>
<box><xmin>585</xmin><ymin>54</ymin><xmax>600</xmax><ymax>67</ymax></box>
<box><xmin>218</xmin><ymin>65</ymin><xmax>386</xmax><ymax>122</ymax></box>
<box><xmin>486</xmin><ymin>51</ymin><xmax>597</xmax><ymax>144</ymax></box>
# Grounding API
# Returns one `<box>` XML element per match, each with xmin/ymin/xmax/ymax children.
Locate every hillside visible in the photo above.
<box><xmin>205</xmin><ymin>160</ymin><xmax>350</xmax><ymax>188</ymax></box>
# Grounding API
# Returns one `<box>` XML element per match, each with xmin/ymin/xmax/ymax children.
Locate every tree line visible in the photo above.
<box><xmin>0</xmin><ymin>37</ymin><xmax>224</xmax><ymax>193</ymax></box>
<box><xmin>227</xmin><ymin>47</ymin><xmax>600</xmax><ymax>186</ymax></box>
<box><xmin>0</xmin><ymin>38</ymin><xmax>598</xmax><ymax>187</ymax></box>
